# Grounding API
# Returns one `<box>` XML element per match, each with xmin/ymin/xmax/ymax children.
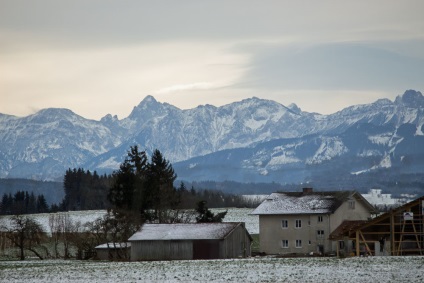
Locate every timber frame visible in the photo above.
<box><xmin>330</xmin><ymin>196</ymin><xmax>424</xmax><ymax>256</ymax></box>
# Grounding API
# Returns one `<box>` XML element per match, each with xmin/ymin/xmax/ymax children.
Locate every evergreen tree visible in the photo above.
<box><xmin>36</xmin><ymin>195</ymin><xmax>49</xmax><ymax>213</ymax></box>
<box><xmin>63</xmin><ymin>168</ymin><xmax>111</xmax><ymax>211</ymax></box>
<box><xmin>27</xmin><ymin>192</ymin><xmax>37</xmax><ymax>214</ymax></box>
<box><xmin>107</xmin><ymin>146</ymin><xmax>181</xmax><ymax>223</ymax></box>
<box><xmin>107</xmin><ymin>145</ymin><xmax>148</xmax><ymax>212</ymax></box>
<box><xmin>145</xmin><ymin>149</ymin><xmax>178</xmax><ymax>222</ymax></box>
<box><xmin>0</xmin><ymin>193</ymin><xmax>12</xmax><ymax>214</ymax></box>
<box><xmin>195</xmin><ymin>200</ymin><xmax>227</xmax><ymax>223</ymax></box>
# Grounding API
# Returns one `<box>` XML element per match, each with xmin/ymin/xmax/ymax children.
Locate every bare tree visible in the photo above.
<box><xmin>85</xmin><ymin>209</ymin><xmax>141</xmax><ymax>260</ymax></box>
<box><xmin>1</xmin><ymin>215</ymin><xmax>45</xmax><ymax>260</ymax></box>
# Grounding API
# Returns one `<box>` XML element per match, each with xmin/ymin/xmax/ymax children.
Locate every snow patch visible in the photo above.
<box><xmin>267</xmin><ymin>154</ymin><xmax>300</xmax><ymax>167</ymax></box>
<box><xmin>306</xmin><ymin>138</ymin><xmax>348</xmax><ymax>164</ymax></box>
<box><xmin>368</xmin><ymin>134</ymin><xmax>391</xmax><ymax>145</ymax></box>
<box><xmin>98</xmin><ymin>157</ymin><xmax>121</xmax><ymax>169</ymax></box>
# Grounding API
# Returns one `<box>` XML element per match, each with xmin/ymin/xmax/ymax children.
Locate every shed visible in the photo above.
<box><xmin>128</xmin><ymin>222</ymin><xmax>252</xmax><ymax>261</ymax></box>
<box><xmin>94</xmin><ymin>242</ymin><xmax>131</xmax><ymax>260</ymax></box>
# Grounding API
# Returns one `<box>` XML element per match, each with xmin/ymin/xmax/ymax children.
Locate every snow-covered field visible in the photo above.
<box><xmin>0</xmin><ymin>208</ymin><xmax>259</xmax><ymax>235</ymax></box>
<box><xmin>0</xmin><ymin>256</ymin><xmax>423</xmax><ymax>282</ymax></box>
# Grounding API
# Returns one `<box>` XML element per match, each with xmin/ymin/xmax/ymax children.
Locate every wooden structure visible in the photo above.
<box><xmin>330</xmin><ymin>196</ymin><xmax>424</xmax><ymax>256</ymax></box>
<box><xmin>128</xmin><ymin>222</ymin><xmax>252</xmax><ymax>261</ymax></box>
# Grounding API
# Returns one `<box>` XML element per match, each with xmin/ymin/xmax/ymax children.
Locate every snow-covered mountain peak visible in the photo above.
<box><xmin>395</xmin><ymin>90</ymin><xmax>424</xmax><ymax>107</ymax></box>
<box><xmin>100</xmin><ymin>113</ymin><xmax>119</xmax><ymax>123</ymax></box>
<box><xmin>26</xmin><ymin>108</ymin><xmax>88</xmax><ymax>125</ymax></box>
<box><xmin>2</xmin><ymin>89</ymin><xmax>424</xmax><ymax>181</ymax></box>
<box><xmin>33</xmin><ymin>108</ymin><xmax>76</xmax><ymax>118</ymax></box>
<box><xmin>126</xmin><ymin>96</ymin><xmax>167</xmax><ymax>122</ymax></box>
<box><xmin>141</xmin><ymin>94</ymin><xmax>159</xmax><ymax>106</ymax></box>
<box><xmin>287</xmin><ymin>103</ymin><xmax>302</xmax><ymax>114</ymax></box>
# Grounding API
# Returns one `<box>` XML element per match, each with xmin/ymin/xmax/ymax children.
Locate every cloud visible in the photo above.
<box><xmin>236</xmin><ymin>42</ymin><xmax>424</xmax><ymax>92</ymax></box>
<box><xmin>155</xmin><ymin>82</ymin><xmax>224</xmax><ymax>94</ymax></box>
<box><xmin>1</xmin><ymin>1</ymin><xmax>424</xmax><ymax>119</ymax></box>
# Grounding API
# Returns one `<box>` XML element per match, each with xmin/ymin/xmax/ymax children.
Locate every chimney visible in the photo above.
<box><xmin>302</xmin><ymin>187</ymin><xmax>313</xmax><ymax>194</ymax></box>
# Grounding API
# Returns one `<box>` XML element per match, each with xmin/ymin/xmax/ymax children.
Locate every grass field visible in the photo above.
<box><xmin>1</xmin><ymin>256</ymin><xmax>423</xmax><ymax>282</ymax></box>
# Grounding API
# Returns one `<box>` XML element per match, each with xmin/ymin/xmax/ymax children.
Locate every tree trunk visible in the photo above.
<box><xmin>19</xmin><ymin>234</ymin><xmax>25</xmax><ymax>260</ymax></box>
<box><xmin>28</xmin><ymin>247</ymin><xmax>44</xmax><ymax>260</ymax></box>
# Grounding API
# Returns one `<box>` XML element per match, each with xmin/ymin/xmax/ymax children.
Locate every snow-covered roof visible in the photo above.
<box><xmin>95</xmin><ymin>242</ymin><xmax>131</xmax><ymax>249</ymax></box>
<box><xmin>128</xmin><ymin>223</ymin><xmax>243</xmax><ymax>241</ymax></box>
<box><xmin>251</xmin><ymin>191</ymin><xmax>359</xmax><ymax>215</ymax></box>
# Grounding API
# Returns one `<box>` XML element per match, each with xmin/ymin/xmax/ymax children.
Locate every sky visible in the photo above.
<box><xmin>1</xmin><ymin>0</ymin><xmax>424</xmax><ymax>120</ymax></box>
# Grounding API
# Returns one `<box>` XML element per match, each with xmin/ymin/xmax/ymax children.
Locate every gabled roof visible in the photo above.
<box><xmin>251</xmin><ymin>190</ymin><xmax>377</xmax><ymax>215</ymax></box>
<box><xmin>128</xmin><ymin>222</ymin><xmax>250</xmax><ymax>241</ymax></box>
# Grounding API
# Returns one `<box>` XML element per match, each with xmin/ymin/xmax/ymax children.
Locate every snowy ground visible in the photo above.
<box><xmin>0</xmin><ymin>208</ymin><xmax>259</xmax><ymax>235</ymax></box>
<box><xmin>0</xmin><ymin>256</ymin><xmax>423</xmax><ymax>282</ymax></box>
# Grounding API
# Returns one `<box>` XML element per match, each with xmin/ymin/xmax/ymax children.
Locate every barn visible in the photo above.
<box><xmin>128</xmin><ymin>222</ymin><xmax>252</xmax><ymax>261</ymax></box>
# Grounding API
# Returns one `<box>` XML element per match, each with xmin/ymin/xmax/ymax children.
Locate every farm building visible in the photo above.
<box><xmin>251</xmin><ymin>188</ymin><xmax>377</xmax><ymax>255</ymax></box>
<box><xmin>128</xmin><ymin>222</ymin><xmax>252</xmax><ymax>261</ymax></box>
<box><xmin>330</xmin><ymin>195</ymin><xmax>424</xmax><ymax>256</ymax></box>
<box><xmin>94</xmin><ymin>242</ymin><xmax>131</xmax><ymax>260</ymax></box>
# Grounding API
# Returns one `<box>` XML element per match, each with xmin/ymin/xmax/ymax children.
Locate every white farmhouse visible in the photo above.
<box><xmin>251</xmin><ymin>188</ymin><xmax>377</xmax><ymax>255</ymax></box>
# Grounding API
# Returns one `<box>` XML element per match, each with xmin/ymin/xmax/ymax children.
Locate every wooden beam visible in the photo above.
<box><xmin>359</xmin><ymin>231</ymin><xmax>372</xmax><ymax>256</ymax></box>
<box><xmin>411</xmin><ymin>222</ymin><xmax>422</xmax><ymax>255</ymax></box>
<box><xmin>361</xmin><ymin>231</ymin><xmax>424</xmax><ymax>235</ymax></box>
<box><xmin>355</xmin><ymin>231</ymin><xmax>360</xmax><ymax>256</ymax></box>
<box><xmin>336</xmin><ymin>240</ymin><xmax>339</xmax><ymax>257</ymax></box>
<box><xmin>390</xmin><ymin>212</ymin><xmax>395</xmax><ymax>256</ymax></box>
<box><xmin>397</xmin><ymin>220</ymin><xmax>406</xmax><ymax>256</ymax></box>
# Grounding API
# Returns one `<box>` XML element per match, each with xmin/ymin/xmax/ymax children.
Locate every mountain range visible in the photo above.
<box><xmin>1</xmin><ymin>90</ymin><xmax>423</xmax><ymax>187</ymax></box>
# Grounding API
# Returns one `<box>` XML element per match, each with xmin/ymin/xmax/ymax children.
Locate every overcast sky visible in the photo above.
<box><xmin>1</xmin><ymin>0</ymin><xmax>424</xmax><ymax>120</ymax></box>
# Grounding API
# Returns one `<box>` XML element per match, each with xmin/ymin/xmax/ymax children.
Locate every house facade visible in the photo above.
<box><xmin>128</xmin><ymin>222</ymin><xmax>252</xmax><ymax>261</ymax></box>
<box><xmin>252</xmin><ymin>188</ymin><xmax>377</xmax><ymax>255</ymax></box>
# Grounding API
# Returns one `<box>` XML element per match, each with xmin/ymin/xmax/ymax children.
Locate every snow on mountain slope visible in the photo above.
<box><xmin>1</xmin><ymin>90</ymin><xmax>424</xmax><ymax>181</ymax></box>
<box><xmin>0</xmin><ymin>109</ymin><xmax>122</xmax><ymax>179</ymax></box>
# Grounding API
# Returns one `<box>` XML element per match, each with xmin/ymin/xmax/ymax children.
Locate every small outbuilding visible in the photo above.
<box><xmin>94</xmin><ymin>242</ymin><xmax>131</xmax><ymax>260</ymax></box>
<box><xmin>128</xmin><ymin>222</ymin><xmax>252</xmax><ymax>261</ymax></box>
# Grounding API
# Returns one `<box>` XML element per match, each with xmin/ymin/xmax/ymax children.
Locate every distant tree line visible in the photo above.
<box><xmin>56</xmin><ymin>149</ymin><xmax>257</xmax><ymax>215</ymax></box>
<box><xmin>0</xmin><ymin>146</ymin><xmax>258</xmax><ymax>260</ymax></box>
<box><xmin>0</xmin><ymin>178</ymin><xmax>63</xmax><ymax>205</ymax></box>
<box><xmin>0</xmin><ymin>191</ymin><xmax>49</xmax><ymax>215</ymax></box>
<box><xmin>61</xmin><ymin>168</ymin><xmax>111</xmax><ymax>211</ymax></box>
<box><xmin>0</xmin><ymin>154</ymin><xmax>258</xmax><ymax>220</ymax></box>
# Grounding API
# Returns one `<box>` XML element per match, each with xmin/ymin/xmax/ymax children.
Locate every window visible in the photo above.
<box><xmin>281</xmin><ymin>240</ymin><xmax>289</xmax><ymax>248</ymax></box>
<box><xmin>281</xmin><ymin>220</ymin><xmax>288</xmax><ymax>228</ymax></box>
<box><xmin>318</xmin><ymin>216</ymin><xmax>323</xmax><ymax>222</ymax></box>
<box><xmin>349</xmin><ymin>200</ymin><xmax>355</xmax><ymax>209</ymax></box>
<box><xmin>295</xmin><ymin>240</ymin><xmax>302</xmax><ymax>248</ymax></box>
<box><xmin>317</xmin><ymin>230</ymin><xmax>325</xmax><ymax>239</ymax></box>
<box><xmin>295</xmin><ymin>219</ymin><xmax>302</xmax><ymax>228</ymax></box>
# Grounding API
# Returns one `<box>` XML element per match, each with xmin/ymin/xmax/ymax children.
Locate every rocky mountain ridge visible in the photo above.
<box><xmin>0</xmin><ymin>90</ymin><xmax>423</xmax><ymax>182</ymax></box>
